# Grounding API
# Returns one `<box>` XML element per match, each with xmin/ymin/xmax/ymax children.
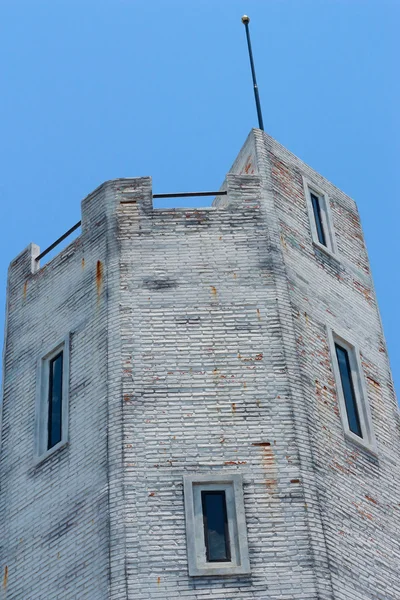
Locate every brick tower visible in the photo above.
<box><xmin>1</xmin><ymin>129</ymin><xmax>399</xmax><ymax>599</ymax></box>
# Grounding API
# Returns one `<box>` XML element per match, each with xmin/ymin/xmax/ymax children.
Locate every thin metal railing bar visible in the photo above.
<box><xmin>153</xmin><ymin>191</ymin><xmax>227</xmax><ymax>199</ymax></box>
<box><xmin>35</xmin><ymin>221</ymin><xmax>82</xmax><ymax>262</ymax></box>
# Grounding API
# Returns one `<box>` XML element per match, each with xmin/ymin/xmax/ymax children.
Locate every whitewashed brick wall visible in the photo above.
<box><xmin>1</xmin><ymin>130</ymin><xmax>399</xmax><ymax>599</ymax></box>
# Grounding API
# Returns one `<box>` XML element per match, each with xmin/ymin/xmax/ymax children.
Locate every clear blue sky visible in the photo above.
<box><xmin>1</xmin><ymin>1</ymin><xmax>399</xmax><ymax>396</ymax></box>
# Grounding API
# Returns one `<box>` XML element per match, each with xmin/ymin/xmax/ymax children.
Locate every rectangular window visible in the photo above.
<box><xmin>310</xmin><ymin>192</ymin><xmax>327</xmax><ymax>246</ymax></box>
<box><xmin>335</xmin><ymin>343</ymin><xmax>362</xmax><ymax>437</ymax></box>
<box><xmin>303</xmin><ymin>179</ymin><xmax>337</xmax><ymax>256</ymax></box>
<box><xmin>184</xmin><ymin>473</ymin><xmax>250</xmax><ymax>577</ymax></box>
<box><xmin>48</xmin><ymin>352</ymin><xmax>63</xmax><ymax>449</ymax></box>
<box><xmin>201</xmin><ymin>491</ymin><xmax>231</xmax><ymax>562</ymax></box>
<box><xmin>35</xmin><ymin>337</ymin><xmax>69</xmax><ymax>462</ymax></box>
<box><xmin>328</xmin><ymin>329</ymin><xmax>376</xmax><ymax>452</ymax></box>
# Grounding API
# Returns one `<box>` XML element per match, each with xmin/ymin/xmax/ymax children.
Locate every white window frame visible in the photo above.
<box><xmin>327</xmin><ymin>328</ymin><xmax>376</xmax><ymax>453</ymax></box>
<box><xmin>183</xmin><ymin>473</ymin><xmax>250</xmax><ymax>577</ymax></box>
<box><xmin>34</xmin><ymin>335</ymin><xmax>70</xmax><ymax>463</ymax></box>
<box><xmin>303</xmin><ymin>177</ymin><xmax>338</xmax><ymax>257</ymax></box>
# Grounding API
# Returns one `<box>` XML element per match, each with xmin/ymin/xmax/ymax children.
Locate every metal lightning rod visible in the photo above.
<box><xmin>241</xmin><ymin>15</ymin><xmax>264</xmax><ymax>131</ymax></box>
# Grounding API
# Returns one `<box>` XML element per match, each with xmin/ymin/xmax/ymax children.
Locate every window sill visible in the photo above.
<box><xmin>312</xmin><ymin>241</ymin><xmax>341</xmax><ymax>263</ymax></box>
<box><xmin>189</xmin><ymin>564</ymin><xmax>251</xmax><ymax>577</ymax></box>
<box><xmin>344</xmin><ymin>431</ymin><xmax>378</xmax><ymax>458</ymax></box>
<box><xmin>33</xmin><ymin>439</ymin><xmax>69</xmax><ymax>467</ymax></box>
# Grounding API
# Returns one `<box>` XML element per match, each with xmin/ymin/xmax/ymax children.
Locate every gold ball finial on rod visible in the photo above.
<box><xmin>241</xmin><ymin>15</ymin><xmax>250</xmax><ymax>24</ymax></box>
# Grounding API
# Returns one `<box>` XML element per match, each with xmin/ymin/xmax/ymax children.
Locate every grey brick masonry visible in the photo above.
<box><xmin>1</xmin><ymin>130</ymin><xmax>399</xmax><ymax>599</ymax></box>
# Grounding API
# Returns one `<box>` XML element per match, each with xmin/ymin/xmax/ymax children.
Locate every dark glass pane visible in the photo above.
<box><xmin>48</xmin><ymin>353</ymin><xmax>63</xmax><ymax>449</ymax></box>
<box><xmin>311</xmin><ymin>193</ymin><xmax>327</xmax><ymax>247</ymax></box>
<box><xmin>201</xmin><ymin>491</ymin><xmax>231</xmax><ymax>562</ymax></box>
<box><xmin>335</xmin><ymin>344</ymin><xmax>362</xmax><ymax>438</ymax></box>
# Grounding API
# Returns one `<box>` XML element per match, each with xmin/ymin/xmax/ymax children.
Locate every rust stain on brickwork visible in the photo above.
<box><xmin>238</xmin><ymin>353</ymin><xmax>263</xmax><ymax>362</ymax></box>
<box><xmin>271</xmin><ymin>156</ymin><xmax>305</xmax><ymax>208</ymax></box>
<box><xmin>3</xmin><ymin>565</ymin><xmax>8</xmax><ymax>589</ymax></box>
<box><xmin>96</xmin><ymin>260</ymin><xmax>103</xmax><ymax>301</ymax></box>
<box><xmin>366</xmin><ymin>376</ymin><xmax>380</xmax><ymax>388</ymax></box>
<box><xmin>314</xmin><ymin>379</ymin><xmax>335</xmax><ymax>416</ymax></box>
<box><xmin>330</xmin><ymin>461</ymin><xmax>352</xmax><ymax>475</ymax></box>
<box><xmin>81</xmin><ymin>257</ymin><xmax>85</xmax><ymax>269</ymax></box>
<box><xmin>353</xmin><ymin>502</ymin><xmax>373</xmax><ymax>521</ymax></box>
<box><xmin>210</xmin><ymin>285</ymin><xmax>217</xmax><ymax>297</ymax></box>
<box><xmin>365</xmin><ymin>495</ymin><xmax>378</xmax><ymax>505</ymax></box>
<box><xmin>353</xmin><ymin>280</ymin><xmax>374</xmax><ymax>305</ymax></box>
<box><xmin>224</xmin><ymin>460</ymin><xmax>247</xmax><ymax>466</ymax></box>
<box><xmin>23</xmin><ymin>281</ymin><xmax>28</xmax><ymax>300</ymax></box>
<box><xmin>243</xmin><ymin>155</ymin><xmax>253</xmax><ymax>174</ymax></box>
<box><xmin>254</xmin><ymin>443</ymin><xmax>277</xmax><ymax>490</ymax></box>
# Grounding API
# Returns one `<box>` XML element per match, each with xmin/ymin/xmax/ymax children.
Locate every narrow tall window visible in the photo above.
<box><xmin>48</xmin><ymin>352</ymin><xmax>63</xmax><ymax>449</ymax></box>
<box><xmin>335</xmin><ymin>343</ymin><xmax>362</xmax><ymax>438</ymax></box>
<box><xmin>304</xmin><ymin>180</ymin><xmax>337</xmax><ymax>255</ymax></box>
<box><xmin>201</xmin><ymin>491</ymin><xmax>231</xmax><ymax>563</ymax></box>
<box><xmin>328</xmin><ymin>330</ymin><xmax>376</xmax><ymax>452</ymax></box>
<box><xmin>310</xmin><ymin>192</ymin><xmax>327</xmax><ymax>246</ymax></box>
<box><xmin>35</xmin><ymin>337</ymin><xmax>69</xmax><ymax>462</ymax></box>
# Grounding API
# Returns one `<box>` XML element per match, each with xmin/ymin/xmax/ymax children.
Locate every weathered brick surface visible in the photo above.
<box><xmin>0</xmin><ymin>184</ymin><xmax>117</xmax><ymax>599</ymax></box>
<box><xmin>254</xmin><ymin>130</ymin><xmax>400</xmax><ymax>600</ymax></box>
<box><xmin>1</xmin><ymin>130</ymin><xmax>399</xmax><ymax>599</ymax></box>
<box><xmin>118</xmin><ymin>174</ymin><xmax>322</xmax><ymax>599</ymax></box>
